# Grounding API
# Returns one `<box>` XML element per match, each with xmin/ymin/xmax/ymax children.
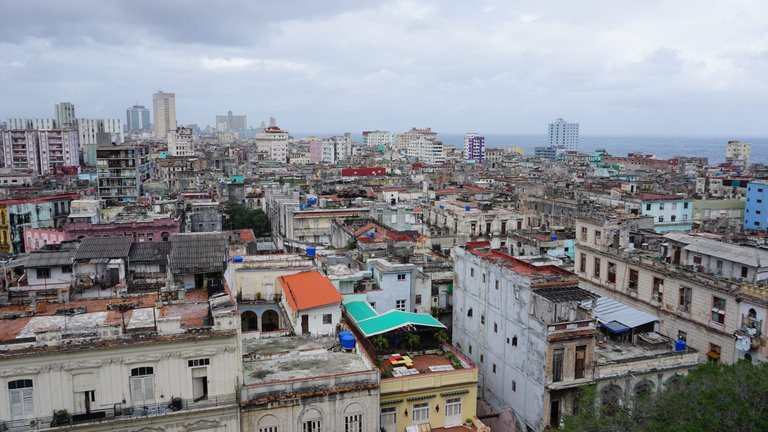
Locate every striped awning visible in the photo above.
<box><xmin>440</xmin><ymin>389</ymin><xmax>470</xmax><ymax>397</ymax></box>
<box><xmin>381</xmin><ymin>399</ymin><xmax>404</xmax><ymax>405</ymax></box>
<box><xmin>406</xmin><ymin>394</ymin><xmax>436</xmax><ymax>402</ymax></box>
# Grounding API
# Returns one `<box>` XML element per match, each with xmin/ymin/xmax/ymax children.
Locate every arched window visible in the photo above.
<box><xmin>634</xmin><ymin>381</ymin><xmax>654</xmax><ymax>400</ymax></box>
<box><xmin>600</xmin><ymin>384</ymin><xmax>623</xmax><ymax>416</ymax></box>
<box><xmin>467</xmin><ymin>308</ymin><xmax>473</xmax><ymax>317</ymax></box>
<box><xmin>512</xmin><ymin>336</ymin><xmax>518</xmax><ymax>346</ymax></box>
<box><xmin>257</xmin><ymin>414</ymin><xmax>280</xmax><ymax>432</ymax></box>
<box><xmin>161</xmin><ymin>232</ymin><xmax>170</xmax><ymax>242</ymax></box>
<box><xmin>343</xmin><ymin>403</ymin><xmax>364</xmax><ymax>432</ymax></box>
<box><xmin>300</xmin><ymin>407</ymin><xmax>323</xmax><ymax>432</ymax></box>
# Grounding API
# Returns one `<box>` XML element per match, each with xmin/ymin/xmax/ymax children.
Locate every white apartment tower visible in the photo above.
<box><xmin>153</xmin><ymin>91</ymin><xmax>177</xmax><ymax>139</ymax></box>
<box><xmin>548</xmin><ymin>118</ymin><xmax>579</xmax><ymax>152</ymax></box>
<box><xmin>168</xmin><ymin>126</ymin><xmax>194</xmax><ymax>157</ymax></box>
<box><xmin>54</xmin><ymin>102</ymin><xmax>76</xmax><ymax>127</ymax></box>
<box><xmin>253</xmin><ymin>118</ymin><xmax>289</xmax><ymax>163</ymax></box>
<box><xmin>362</xmin><ymin>130</ymin><xmax>393</xmax><ymax>148</ymax></box>
<box><xmin>726</xmin><ymin>140</ymin><xmax>751</xmax><ymax>168</ymax></box>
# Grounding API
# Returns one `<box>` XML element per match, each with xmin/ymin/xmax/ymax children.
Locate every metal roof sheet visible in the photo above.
<box><xmin>169</xmin><ymin>232</ymin><xmax>227</xmax><ymax>273</ymax></box>
<box><xmin>74</xmin><ymin>237</ymin><xmax>133</xmax><ymax>260</ymax></box>
<box><xmin>345</xmin><ymin>301</ymin><xmax>446</xmax><ymax>337</ymax></box>
<box><xmin>25</xmin><ymin>250</ymin><xmax>75</xmax><ymax>268</ymax></box>
<box><xmin>582</xmin><ymin>295</ymin><xmax>658</xmax><ymax>329</ymax></box>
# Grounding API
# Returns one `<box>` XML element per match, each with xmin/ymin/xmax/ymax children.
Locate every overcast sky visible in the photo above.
<box><xmin>1</xmin><ymin>0</ymin><xmax>766</xmax><ymax>135</ymax></box>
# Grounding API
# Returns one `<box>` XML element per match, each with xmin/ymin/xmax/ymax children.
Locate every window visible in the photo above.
<box><xmin>344</xmin><ymin>414</ymin><xmax>362</xmax><ymax>432</ymax></box>
<box><xmin>594</xmin><ymin>230</ymin><xmax>601</xmax><ymax>245</ymax></box>
<box><xmin>495</xmin><ymin>280</ymin><xmax>499</xmax><ymax>290</ymax></box>
<box><xmin>646</xmin><ymin>204</ymin><xmax>651</xmax><ymax>211</ymax></box>
<box><xmin>480</xmin><ymin>354</ymin><xmax>484</xmax><ymax>363</ymax></box>
<box><xmin>711</xmin><ymin>297</ymin><xmax>726</xmax><ymax>325</ymax></box>
<box><xmin>323</xmin><ymin>314</ymin><xmax>332</xmax><ymax>324</ymax></box>
<box><xmin>607</xmin><ymin>262</ymin><xmax>616</xmax><ymax>284</ymax></box>
<box><xmin>679</xmin><ymin>287</ymin><xmax>692</xmax><ymax>312</ymax></box>
<box><xmin>658</xmin><ymin>216</ymin><xmax>664</xmax><ymax>223</ymax></box>
<box><xmin>412</xmin><ymin>402</ymin><xmax>430</xmax><ymax>424</ymax></box>
<box><xmin>62</xmin><ymin>265</ymin><xmax>72</xmax><ymax>274</ymax></box>
<box><xmin>678</xmin><ymin>330</ymin><xmax>687</xmax><ymax>342</ymax></box>
<box><xmin>512</xmin><ymin>336</ymin><xmax>518</xmax><ymax>346</ymax></box>
<box><xmin>512</xmin><ymin>380</ymin><xmax>517</xmax><ymax>392</ymax></box>
<box><xmin>552</xmin><ymin>348</ymin><xmax>564</xmax><ymax>382</ymax></box>
<box><xmin>191</xmin><ymin>367</ymin><xmax>208</xmax><ymax>401</ymax></box>
<box><xmin>397</xmin><ymin>273</ymin><xmax>406</xmax><ymax>281</ymax></box>
<box><xmin>36</xmin><ymin>267</ymin><xmax>50</xmax><ymax>279</ymax></box>
<box><xmin>470</xmin><ymin>268</ymin><xmax>474</xmax><ymax>277</ymax></box>
<box><xmin>188</xmin><ymin>358</ymin><xmax>210</xmax><ymax>367</ymax></box>
<box><xmin>396</xmin><ymin>300</ymin><xmax>406</xmax><ymax>311</ymax></box>
<box><xmin>480</xmin><ymin>315</ymin><xmax>485</xmax><ymax>325</ymax></box>
<box><xmin>580</xmin><ymin>227</ymin><xmax>588</xmax><ymax>241</ymax></box>
<box><xmin>380</xmin><ymin>407</ymin><xmax>396</xmax><ymax>430</ymax></box>
<box><xmin>671</xmin><ymin>215</ymin><xmax>676</xmax><ymax>222</ymax></box>
<box><xmin>8</xmin><ymin>379</ymin><xmax>34</xmax><ymax>420</ymax></box>
<box><xmin>593</xmin><ymin>257</ymin><xmax>601</xmax><ymax>278</ymax></box>
<box><xmin>467</xmin><ymin>308</ymin><xmax>473</xmax><ymax>317</ymax></box>
<box><xmin>493</xmin><ymin>322</ymin><xmax>498</xmax><ymax>333</ymax></box>
<box><xmin>693</xmin><ymin>255</ymin><xmax>702</xmax><ymax>265</ymax></box>
<box><xmin>575</xmin><ymin>345</ymin><xmax>586</xmax><ymax>379</ymax></box>
<box><xmin>708</xmin><ymin>343</ymin><xmax>721</xmax><ymax>363</ymax></box>
<box><xmin>652</xmin><ymin>277</ymin><xmax>664</xmax><ymax>302</ymax></box>
<box><xmin>672</xmin><ymin>202</ymin><xmax>677</xmax><ymax>210</ymax></box>
<box><xmin>683</xmin><ymin>202</ymin><xmax>689</xmax><ymax>209</ymax></box>
<box><xmin>469</xmin><ymin>345</ymin><xmax>472</xmax><ymax>354</ymax></box>
<box><xmin>741</xmin><ymin>266</ymin><xmax>749</xmax><ymax>278</ymax></box>
<box><xmin>579</xmin><ymin>253</ymin><xmax>586</xmax><ymax>273</ymax></box>
<box><xmin>482</xmin><ymin>273</ymin><xmax>486</xmax><ymax>283</ymax></box>
<box><xmin>445</xmin><ymin>397</ymin><xmax>462</xmax><ymax>419</ymax></box>
<box><xmin>493</xmin><ymin>363</ymin><xmax>497</xmax><ymax>373</ymax></box>
<box><xmin>130</xmin><ymin>367</ymin><xmax>154</xmax><ymax>405</ymax></box>
<box><xmin>415</xmin><ymin>295</ymin><xmax>422</xmax><ymax>305</ymax></box>
<box><xmin>659</xmin><ymin>203</ymin><xmax>665</xmax><ymax>210</ymax></box>
<box><xmin>303</xmin><ymin>420</ymin><xmax>321</xmax><ymax>432</ymax></box>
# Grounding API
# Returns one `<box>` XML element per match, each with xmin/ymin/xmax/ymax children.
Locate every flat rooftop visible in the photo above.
<box><xmin>595</xmin><ymin>332</ymin><xmax>696</xmax><ymax>364</ymax></box>
<box><xmin>242</xmin><ymin>335</ymin><xmax>370</xmax><ymax>385</ymax></box>
<box><xmin>468</xmin><ymin>248</ymin><xmax>575</xmax><ymax>280</ymax></box>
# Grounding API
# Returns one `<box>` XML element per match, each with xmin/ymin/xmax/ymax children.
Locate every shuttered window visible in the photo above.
<box><xmin>8</xmin><ymin>379</ymin><xmax>35</xmax><ymax>420</ymax></box>
<box><xmin>130</xmin><ymin>367</ymin><xmax>154</xmax><ymax>405</ymax></box>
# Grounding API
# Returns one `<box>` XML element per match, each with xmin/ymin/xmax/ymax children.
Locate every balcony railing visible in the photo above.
<box><xmin>0</xmin><ymin>393</ymin><xmax>237</xmax><ymax>431</ymax></box>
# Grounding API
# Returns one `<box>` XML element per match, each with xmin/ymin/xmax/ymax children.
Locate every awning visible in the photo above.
<box><xmin>581</xmin><ymin>295</ymin><xmax>658</xmax><ymax>330</ymax></box>
<box><xmin>345</xmin><ymin>301</ymin><xmax>446</xmax><ymax>337</ymax></box>
<box><xmin>601</xmin><ymin>321</ymin><xmax>630</xmax><ymax>334</ymax></box>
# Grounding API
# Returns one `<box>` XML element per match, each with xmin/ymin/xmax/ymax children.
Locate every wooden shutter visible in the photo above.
<box><xmin>10</xmin><ymin>387</ymin><xmax>34</xmax><ymax>419</ymax></box>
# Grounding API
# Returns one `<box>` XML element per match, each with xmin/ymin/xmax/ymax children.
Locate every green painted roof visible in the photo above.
<box><xmin>345</xmin><ymin>301</ymin><xmax>446</xmax><ymax>337</ymax></box>
<box><xmin>345</xmin><ymin>301</ymin><xmax>378</xmax><ymax>322</ymax></box>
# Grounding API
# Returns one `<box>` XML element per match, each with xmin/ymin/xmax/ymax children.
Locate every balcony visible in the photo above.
<box><xmin>0</xmin><ymin>393</ymin><xmax>237</xmax><ymax>431</ymax></box>
<box><xmin>740</xmin><ymin>314</ymin><xmax>763</xmax><ymax>340</ymax></box>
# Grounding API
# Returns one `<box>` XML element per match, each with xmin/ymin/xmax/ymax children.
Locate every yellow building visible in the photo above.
<box><xmin>344</xmin><ymin>300</ymin><xmax>489</xmax><ymax>432</ymax></box>
<box><xmin>0</xmin><ymin>204</ymin><xmax>9</xmax><ymax>254</ymax></box>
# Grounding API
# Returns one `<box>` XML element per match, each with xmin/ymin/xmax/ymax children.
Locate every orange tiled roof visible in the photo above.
<box><xmin>278</xmin><ymin>271</ymin><xmax>342</xmax><ymax>312</ymax></box>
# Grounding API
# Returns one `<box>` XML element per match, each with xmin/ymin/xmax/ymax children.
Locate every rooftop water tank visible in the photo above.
<box><xmin>338</xmin><ymin>331</ymin><xmax>353</xmax><ymax>344</ymax></box>
<box><xmin>674</xmin><ymin>340</ymin><xmax>686</xmax><ymax>351</ymax></box>
<box><xmin>340</xmin><ymin>334</ymin><xmax>356</xmax><ymax>350</ymax></box>
<box><xmin>550</xmin><ymin>235</ymin><xmax>558</xmax><ymax>241</ymax></box>
<box><xmin>439</xmin><ymin>204</ymin><xmax>445</xmax><ymax>209</ymax></box>
<box><xmin>465</xmin><ymin>205</ymin><xmax>471</xmax><ymax>212</ymax></box>
<box><xmin>232</xmin><ymin>256</ymin><xmax>244</xmax><ymax>263</ymax></box>
<box><xmin>306</xmin><ymin>247</ymin><xmax>316</xmax><ymax>257</ymax></box>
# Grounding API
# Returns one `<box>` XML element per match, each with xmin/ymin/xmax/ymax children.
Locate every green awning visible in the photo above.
<box><xmin>345</xmin><ymin>301</ymin><xmax>446</xmax><ymax>337</ymax></box>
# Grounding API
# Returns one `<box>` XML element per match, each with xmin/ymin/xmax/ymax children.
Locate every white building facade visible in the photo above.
<box><xmin>548</xmin><ymin>118</ymin><xmax>579</xmax><ymax>152</ymax></box>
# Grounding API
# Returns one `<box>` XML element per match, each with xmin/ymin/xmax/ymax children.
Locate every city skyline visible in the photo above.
<box><xmin>1</xmin><ymin>1</ymin><xmax>767</xmax><ymax>135</ymax></box>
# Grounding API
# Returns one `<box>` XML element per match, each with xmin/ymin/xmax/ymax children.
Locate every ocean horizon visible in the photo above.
<box><xmin>293</xmin><ymin>132</ymin><xmax>768</xmax><ymax>164</ymax></box>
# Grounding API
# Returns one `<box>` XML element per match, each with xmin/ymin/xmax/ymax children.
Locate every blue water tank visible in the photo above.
<box><xmin>232</xmin><ymin>256</ymin><xmax>244</xmax><ymax>263</ymax></box>
<box><xmin>465</xmin><ymin>205</ymin><xmax>471</xmax><ymax>212</ymax></box>
<box><xmin>550</xmin><ymin>235</ymin><xmax>558</xmax><ymax>241</ymax></box>
<box><xmin>368</xmin><ymin>232</ymin><xmax>375</xmax><ymax>238</ymax></box>
<box><xmin>306</xmin><ymin>247</ymin><xmax>316</xmax><ymax>257</ymax></box>
<box><xmin>439</xmin><ymin>204</ymin><xmax>445</xmax><ymax>209</ymax></box>
<box><xmin>340</xmin><ymin>334</ymin><xmax>356</xmax><ymax>350</ymax></box>
<box><xmin>308</xmin><ymin>197</ymin><xmax>318</xmax><ymax>205</ymax></box>
<box><xmin>674</xmin><ymin>340</ymin><xmax>686</xmax><ymax>351</ymax></box>
<box><xmin>338</xmin><ymin>331</ymin><xmax>353</xmax><ymax>344</ymax></box>
<box><xmin>300</xmin><ymin>204</ymin><xmax>307</xmax><ymax>210</ymax></box>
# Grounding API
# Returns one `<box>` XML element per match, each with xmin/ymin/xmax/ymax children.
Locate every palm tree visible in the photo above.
<box><xmin>373</xmin><ymin>335</ymin><xmax>390</xmax><ymax>354</ymax></box>
<box><xmin>405</xmin><ymin>333</ymin><xmax>421</xmax><ymax>352</ymax></box>
<box><xmin>434</xmin><ymin>329</ymin><xmax>449</xmax><ymax>344</ymax></box>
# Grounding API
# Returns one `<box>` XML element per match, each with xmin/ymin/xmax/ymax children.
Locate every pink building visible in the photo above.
<box><xmin>309</xmin><ymin>138</ymin><xmax>322</xmax><ymax>163</ymax></box>
<box><xmin>24</xmin><ymin>227</ymin><xmax>66</xmax><ymax>252</ymax></box>
<box><xmin>65</xmin><ymin>217</ymin><xmax>180</xmax><ymax>243</ymax></box>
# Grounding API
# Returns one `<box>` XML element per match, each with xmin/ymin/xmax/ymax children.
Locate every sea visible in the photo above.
<box><xmin>295</xmin><ymin>133</ymin><xmax>767</xmax><ymax>165</ymax></box>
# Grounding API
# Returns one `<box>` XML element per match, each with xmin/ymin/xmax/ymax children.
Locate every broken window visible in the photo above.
<box><xmin>652</xmin><ymin>277</ymin><xmax>664</xmax><ymax>302</ymax></box>
<box><xmin>711</xmin><ymin>297</ymin><xmax>726</xmax><ymax>325</ymax></box>
<box><xmin>679</xmin><ymin>287</ymin><xmax>692</xmax><ymax>312</ymax></box>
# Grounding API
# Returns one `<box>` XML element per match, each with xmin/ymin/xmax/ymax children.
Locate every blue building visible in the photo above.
<box><xmin>637</xmin><ymin>193</ymin><xmax>693</xmax><ymax>233</ymax></box>
<box><xmin>744</xmin><ymin>180</ymin><xmax>768</xmax><ymax>231</ymax></box>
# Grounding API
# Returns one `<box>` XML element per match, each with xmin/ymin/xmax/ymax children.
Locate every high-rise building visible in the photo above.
<box><xmin>54</xmin><ymin>102</ymin><xmax>76</xmax><ymax>128</ymax></box>
<box><xmin>406</xmin><ymin>135</ymin><xmax>445</xmax><ymax>164</ymax></box>
<box><xmin>7</xmin><ymin>118</ymin><xmax>56</xmax><ymax>130</ymax></box>
<box><xmin>548</xmin><ymin>118</ymin><xmax>579</xmax><ymax>151</ymax></box>
<box><xmin>362</xmin><ymin>130</ymin><xmax>393</xmax><ymax>148</ymax></box>
<box><xmin>725</xmin><ymin>140</ymin><xmax>751</xmax><ymax>168</ymax></box>
<box><xmin>76</xmin><ymin>118</ymin><xmax>124</xmax><ymax>167</ymax></box>
<box><xmin>97</xmin><ymin>143</ymin><xmax>151</xmax><ymax>205</ymax></box>
<box><xmin>215</xmin><ymin>110</ymin><xmax>247</xmax><ymax>132</ymax></box>
<box><xmin>395</xmin><ymin>127</ymin><xmax>437</xmax><ymax>153</ymax></box>
<box><xmin>168</xmin><ymin>126</ymin><xmax>194</xmax><ymax>157</ymax></box>
<box><xmin>152</xmin><ymin>91</ymin><xmax>176</xmax><ymax>139</ymax></box>
<box><xmin>464</xmin><ymin>133</ymin><xmax>485</xmax><ymax>162</ymax></box>
<box><xmin>744</xmin><ymin>180</ymin><xmax>768</xmax><ymax>231</ymax></box>
<box><xmin>1</xmin><ymin>129</ymin><xmax>79</xmax><ymax>174</ymax></box>
<box><xmin>253</xmin><ymin>118</ymin><xmax>289</xmax><ymax>163</ymax></box>
<box><xmin>126</xmin><ymin>104</ymin><xmax>151</xmax><ymax>131</ymax></box>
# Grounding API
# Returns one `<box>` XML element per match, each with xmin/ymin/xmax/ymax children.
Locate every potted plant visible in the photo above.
<box><xmin>373</xmin><ymin>335</ymin><xmax>390</xmax><ymax>354</ymax></box>
<box><xmin>50</xmin><ymin>409</ymin><xmax>71</xmax><ymax>427</ymax></box>
<box><xmin>405</xmin><ymin>333</ymin><xmax>421</xmax><ymax>353</ymax></box>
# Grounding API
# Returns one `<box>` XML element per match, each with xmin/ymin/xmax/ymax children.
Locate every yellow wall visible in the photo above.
<box><xmin>380</xmin><ymin>369</ymin><xmax>479</xmax><ymax>431</ymax></box>
<box><xmin>0</xmin><ymin>205</ymin><xmax>10</xmax><ymax>254</ymax></box>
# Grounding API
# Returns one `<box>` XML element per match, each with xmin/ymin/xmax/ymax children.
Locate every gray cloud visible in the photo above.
<box><xmin>0</xmin><ymin>0</ymin><xmax>767</xmax><ymax>135</ymax></box>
